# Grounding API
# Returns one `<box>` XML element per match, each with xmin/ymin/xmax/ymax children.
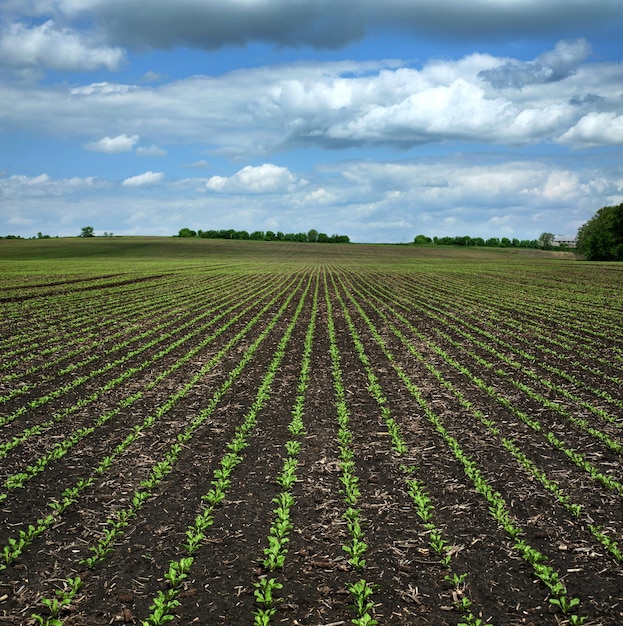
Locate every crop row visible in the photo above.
<box><xmin>1</xmin><ymin>254</ymin><xmax>621</xmax><ymax>625</ymax></box>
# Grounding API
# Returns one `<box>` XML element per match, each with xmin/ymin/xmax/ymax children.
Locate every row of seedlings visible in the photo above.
<box><xmin>67</xmin><ymin>273</ymin><xmax>304</xmax><ymax>617</ymax></box>
<box><xmin>0</xmin><ymin>273</ymin><xmax>258</xmax><ymax>427</ymax></box>
<box><xmin>0</xmin><ymin>274</ymin><xmax>301</xmax><ymax>582</ymax></box>
<box><xmin>331</xmin><ymin>270</ymin><xmax>492</xmax><ymax>626</ymax></box>
<box><xmin>346</xmin><ymin>271</ymin><xmax>623</xmax><ymax>561</ymax></box>
<box><xmin>353</xmin><ymin>271</ymin><xmax>623</xmax><ymax>497</ymax></box>
<box><xmin>139</xmin><ymin>275</ymin><xmax>314</xmax><ymax>625</ymax></box>
<box><xmin>416</xmin><ymin>268</ymin><xmax>623</xmax><ymax>372</ymax></box>
<box><xmin>0</xmin><ymin>271</ymin><xmax>191</xmax><ymax>361</ymax></box>
<box><xmin>343</xmin><ymin>271</ymin><xmax>593</xmax><ymax>624</ymax></box>
<box><xmin>252</xmin><ymin>275</ymin><xmax>319</xmax><ymax>624</ymax></box>
<box><xmin>0</xmin><ymin>273</ymin><xmax>239</xmax><ymax>402</ymax></box>
<box><xmin>0</xmin><ymin>276</ymin><xmax>234</xmax><ymax>410</ymax></box>
<box><xmin>369</xmin><ymin>269</ymin><xmax>623</xmax><ymax>427</ymax></box>
<box><xmin>324</xmin><ymin>271</ymin><xmax>378</xmax><ymax>626</ymax></box>
<box><xmin>0</xmin><ymin>274</ymin><xmax>289</xmax><ymax>511</ymax></box>
<box><xmin>0</xmin><ymin>270</ymin><xmax>277</xmax><ymax>467</ymax></box>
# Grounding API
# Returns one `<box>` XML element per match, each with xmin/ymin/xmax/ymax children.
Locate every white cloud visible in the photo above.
<box><xmin>0</xmin><ymin>173</ymin><xmax>101</xmax><ymax>196</ymax></box>
<box><xmin>71</xmin><ymin>82</ymin><xmax>136</xmax><ymax>96</ymax></box>
<box><xmin>9</xmin><ymin>173</ymin><xmax>50</xmax><ymax>185</ymax></box>
<box><xmin>206</xmin><ymin>163</ymin><xmax>297</xmax><ymax>194</ymax></box>
<box><xmin>2</xmin><ymin>47</ymin><xmax>618</xmax><ymax>153</ymax></box>
<box><xmin>0</xmin><ymin>20</ymin><xmax>125</xmax><ymax>71</ymax></box>
<box><xmin>84</xmin><ymin>134</ymin><xmax>140</xmax><ymax>153</ymax></box>
<box><xmin>2</xmin><ymin>158</ymin><xmax>621</xmax><ymax>242</ymax></box>
<box><xmin>558</xmin><ymin>112</ymin><xmax>623</xmax><ymax>148</ymax></box>
<box><xmin>136</xmin><ymin>144</ymin><xmax>167</xmax><ymax>157</ymax></box>
<box><xmin>122</xmin><ymin>171</ymin><xmax>165</xmax><ymax>187</ymax></box>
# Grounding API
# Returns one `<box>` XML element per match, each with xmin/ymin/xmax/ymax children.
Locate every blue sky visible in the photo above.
<box><xmin>1</xmin><ymin>1</ymin><xmax>622</xmax><ymax>243</ymax></box>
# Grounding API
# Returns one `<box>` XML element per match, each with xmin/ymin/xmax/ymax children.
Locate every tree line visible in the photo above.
<box><xmin>177</xmin><ymin>228</ymin><xmax>350</xmax><ymax>243</ymax></box>
<box><xmin>412</xmin><ymin>233</ymin><xmax>559</xmax><ymax>249</ymax></box>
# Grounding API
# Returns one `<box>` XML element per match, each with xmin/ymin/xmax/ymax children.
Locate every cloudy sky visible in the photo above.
<box><xmin>1</xmin><ymin>1</ymin><xmax>622</xmax><ymax>243</ymax></box>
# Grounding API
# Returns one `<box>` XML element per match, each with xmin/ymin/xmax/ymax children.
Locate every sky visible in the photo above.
<box><xmin>1</xmin><ymin>1</ymin><xmax>622</xmax><ymax>243</ymax></box>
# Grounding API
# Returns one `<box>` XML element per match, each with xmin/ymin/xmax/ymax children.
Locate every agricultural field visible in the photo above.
<box><xmin>0</xmin><ymin>237</ymin><xmax>621</xmax><ymax>626</ymax></box>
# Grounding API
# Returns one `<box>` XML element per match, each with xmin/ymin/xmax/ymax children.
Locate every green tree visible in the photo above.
<box><xmin>308</xmin><ymin>229</ymin><xmax>318</xmax><ymax>242</ymax></box>
<box><xmin>178</xmin><ymin>228</ymin><xmax>197</xmax><ymax>238</ymax></box>
<box><xmin>413</xmin><ymin>234</ymin><xmax>431</xmax><ymax>244</ymax></box>
<box><xmin>538</xmin><ymin>232</ymin><xmax>555</xmax><ymax>249</ymax></box>
<box><xmin>80</xmin><ymin>226</ymin><xmax>95</xmax><ymax>238</ymax></box>
<box><xmin>576</xmin><ymin>203</ymin><xmax>623</xmax><ymax>260</ymax></box>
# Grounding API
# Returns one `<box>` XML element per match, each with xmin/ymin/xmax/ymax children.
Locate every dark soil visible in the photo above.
<box><xmin>1</xmin><ymin>261</ymin><xmax>621</xmax><ymax>625</ymax></box>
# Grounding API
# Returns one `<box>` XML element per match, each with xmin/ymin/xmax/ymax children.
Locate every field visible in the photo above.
<box><xmin>0</xmin><ymin>237</ymin><xmax>621</xmax><ymax>626</ymax></box>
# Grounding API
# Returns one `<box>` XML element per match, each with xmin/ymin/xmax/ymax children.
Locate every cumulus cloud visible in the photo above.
<box><xmin>1</xmin><ymin>50</ymin><xmax>621</xmax><ymax>153</ymax></box>
<box><xmin>84</xmin><ymin>134</ymin><xmax>140</xmax><ymax>153</ymax></box>
<box><xmin>558</xmin><ymin>112</ymin><xmax>623</xmax><ymax>147</ymax></box>
<box><xmin>2</xmin><ymin>158</ymin><xmax>621</xmax><ymax>241</ymax></box>
<box><xmin>0</xmin><ymin>20</ymin><xmax>125</xmax><ymax>71</ymax></box>
<box><xmin>206</xmin><ymin>163</ymin><xmax>297</xmax><ymax>194</ymax></box>
<box><xmin>122</xmin><ymin>171</ymin><xmax>165</xmax><ymax>187</ymax></box>
<box><xmin>479</xmin><ymin>39</ymin><xmax>591</xmax><ymax>89</ymax></box>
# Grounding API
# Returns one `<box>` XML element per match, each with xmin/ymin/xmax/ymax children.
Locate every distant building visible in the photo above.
<box><xmin>552</xmin><ymin>235</ymin><xmax>577</xmax><ymax>248</ymax></box>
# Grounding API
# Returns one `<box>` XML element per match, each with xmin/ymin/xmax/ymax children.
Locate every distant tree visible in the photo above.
<box><xmin>538</xmin><ymin>232</ymin><xmax>555</xmax><ymax>249</ymax></box>
<box><xmin>455</xmin><ymin>236</ymin><xmax>473</xmax><ymax>246</ymax></box>
<box><xmin>317</xmin><ymin>232</ymin><xmax>329</xmax><ymax>243</ymax></box>
<box><xmin>308</xmin><ymin>229</ymin><xmax>319</xmax><ymax>243</ymax></box>
<box><xmin>80</xmin><ymin>226</ymin><xmax>95</xmax><ymax>238</ymax></box>
<box><xmin>576</xmin><ymin>203</ymin><xmax>623</xmax><ymax>261</ymax></box>
<box><xmin>413</xmin><ymin>234</ymin><xmax>431</xmax><ymax>244</ymax></box>
<box><xmin>177</xmin><ymin>228</ymin><xmax>197</xmax><ymax>238</ymax></box>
